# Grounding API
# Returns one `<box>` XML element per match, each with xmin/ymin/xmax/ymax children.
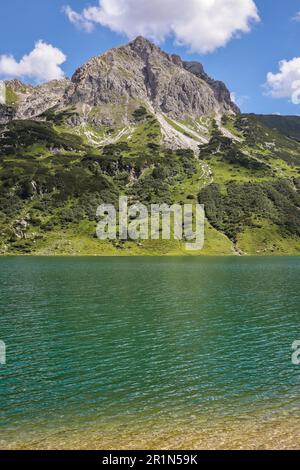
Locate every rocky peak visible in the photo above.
<box><xmin>67</xmin><ymin>36</ymin><xmax>238</xmax><ymax>124</ymax></box>
<box><xmin>171</xmin><ymin>54</ymin><xmax>184</xmax><ymax>67</ymax></box>
<box><xmin>129</xmin><ymin>36</ymin><xmax>159</xmax><ymax>54</ymax></box>
<box><xmin>183</xmin><ymin>61</ymin><xmax>205</xmax><ymax>77</ymax></box>
<box><xmin>1</xmin><ymin>36</ymin><xmax>239</xmax><ymax>125</ymax></box>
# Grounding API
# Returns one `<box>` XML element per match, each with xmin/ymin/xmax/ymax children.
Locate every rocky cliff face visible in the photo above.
<box><xmin>67</xmin><ymin>36</ymin><xmax>238</xmax><ymax>124</ymax></box>
<box><xmin>0</xmin><ymin>36</ymin><xmax>238</xmax><ymax>126</ymax></box>
<box><xmin>183</xmin><ymin>60</ymin><xmax>239</xmax><ymax>114</ymax></box>
<box><xmin>15</xmin><ymin>80</ymin><xmax>70</xmax><ymax>120</ymax></box>
<box><xmin>0</xmin><ymin>79</ymin><xmax>70</xmax><ymax>124</ymax></box>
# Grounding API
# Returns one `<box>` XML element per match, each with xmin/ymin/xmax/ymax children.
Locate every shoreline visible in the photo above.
<box><xmin>1</xmin><ymin>253</ymin><xmax>300</xmax><ymax>258</ymax></box>
<box><xmin>2</xmin><ymin>416</ymin><xmax>299</xmax><ymax>450</ymax></box>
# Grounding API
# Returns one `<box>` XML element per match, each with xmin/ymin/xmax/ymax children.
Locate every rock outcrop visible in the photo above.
<box><xmin>183</xmin><ymin>60</ymin><xmax>239</xmax><ymax>114</ymax></box>
<box><xmin>15</xmin><ymin>80</ymin><xmax>70</xmax><ymax>120</ymax></box>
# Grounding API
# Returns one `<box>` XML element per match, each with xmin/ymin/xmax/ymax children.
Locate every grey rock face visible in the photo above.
<box><xmin>183</xmin><ymin>60</ymin><xmax>240</xmax><ymax>114</ymax></box>
<box><xmin>68</xmin><ymin>37</ymin><xmax>238</xmax><ymax>124</ymax></box>
<box><xmin>0</xmin><ymin>37</ymin><xmax>238</xmax><ymax>126</ymax></box>
<box><xmin>0</xmin><ymin>79</ymin><xmax>70</xmax><ymax>123</ymax></box>
<box><xmin>15</xmin><ymin>80</ymin><xmax>70</xmax><ymax>120</ymax></box>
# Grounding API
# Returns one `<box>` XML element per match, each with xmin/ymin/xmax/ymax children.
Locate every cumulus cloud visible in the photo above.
<box><xmin>266</xmin><ymin>58</ymin><xmax>300</xmax><ymax>105</ymax></box>
<box><xmin>0</xmin><ymin>41</ymin><xmax>66</xmax><ymax>83</ymax></box>
<box><xmin>64</xmin><ymin>0</ymin><xmax>260</xmax><ymax>54</ymax></box>
<box><xmin>63</xmin><ymin>5</ymin><xmax>94</xmax><ymax>32</ymax></box>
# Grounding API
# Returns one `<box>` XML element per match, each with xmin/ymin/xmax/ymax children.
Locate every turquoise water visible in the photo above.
<box><xmin>0</xmin><ymin>257</ymin><xmax>300</xmax><ymax>449</ymax></box>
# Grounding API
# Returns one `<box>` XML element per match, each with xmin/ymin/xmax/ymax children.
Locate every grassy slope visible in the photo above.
<box><xmin>0</xmin><ymin>110</ymin><xmax>299</xmax><ymax>256</ymax></box>
<box><xmin>200</xmin><ymin>115</ymin><xmax>300</xmax><ymax>255</ymax></box>
<box><xmin>253</xmin><ymin>114</ymin><xmax>300</xmax><ymax>142</ymax></box>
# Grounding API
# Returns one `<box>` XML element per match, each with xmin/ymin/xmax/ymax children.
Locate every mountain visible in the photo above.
<box><xmin>0</xmin><ymin>37</ymin><xmax>299</xmax><ymax>256</ymax></box>
<box><xmin>0</xmin><ymin>37</ymin><xmax>238</xmax><ymax>126</ymax></box>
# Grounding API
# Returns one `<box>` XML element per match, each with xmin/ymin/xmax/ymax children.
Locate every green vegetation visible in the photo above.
<box><xmin>132</xmin><ymin>106</ymin><xmax>149</xmax><ymax>121</ymax></box>
<box><xmin>254</xmin><ymin>114</ymin><xmax>300</xmax><ymax>142</ymax></box>
<box><xmin>199</xmin><ymin>180</ymin><xmax>300</xmax><ymax>243</ymax></box>
<box><xmin>0</xmin><ymin>111</ymin><xmax>299</xmax><ymax>255</ymax></box>
<box><xmin>0</xmin><ymin>120</ymin><xmax>87</xmax><ymax>156</ymax></box>
<box><xmin>164</xmin><ymin>115</ymin><xmax>201</xmax><ymax>140</ymax></box>
<box><xmin>41</xmin><ymin>107</ymin><xmax>81</xmax><ymax>125</ymax></box>
<box><xmin>5</xmin><ymin>86</ymin><xmax>18</xmax><ymax>106</ymax></box>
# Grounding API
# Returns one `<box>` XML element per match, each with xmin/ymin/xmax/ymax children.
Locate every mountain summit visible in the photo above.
<box><xmin>1</xmin><ymin>37</ymin><xmax>238</xmax><ymax>127</ymax></box>
<box><xmin>0</xmin><ymin>38</ymin><xmax>299</xmax><ymax>256</ymax></box>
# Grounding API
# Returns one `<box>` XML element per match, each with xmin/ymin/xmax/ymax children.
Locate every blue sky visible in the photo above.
<box><xmin>0</xmin><ymin>0</ymin><xmax>300</xmax><ymax>115</ymax></box>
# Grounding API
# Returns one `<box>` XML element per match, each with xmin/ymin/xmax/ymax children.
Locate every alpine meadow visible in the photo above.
<box><xmin>0</xmin><ymin>37</ymin><xmax>299</xmax><ymax>256</ymax></box>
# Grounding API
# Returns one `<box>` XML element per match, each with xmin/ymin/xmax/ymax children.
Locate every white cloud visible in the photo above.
<box><xmin>230</xmin><ymin>92</ymin><xmax>249</xmax><ymax>107</ymax></box>
<box><xmin>292</xmin><ymin>12</ymin><xmax>300</xmax><ymax>22</ymax></box>
<box><xmin>64</xmin><ymin>0</ymin><xmax>260</xmax><ymax>54</ymax></box>
<box><xmin>0</xmin><ymin>41</ymin><xmax>67</xmax><ymax>83</ymax></box>
<box><xmin>63</xmin><ymin>5</ymin><xmax>94</xmax><ymax>32</ymax></box>
<box><xmin>266</xmin><ymin>58</ymin><xmax>300</xmax><ymax>105</ymax></box>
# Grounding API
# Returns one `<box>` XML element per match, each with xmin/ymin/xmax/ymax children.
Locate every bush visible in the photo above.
<box><xmin>133</xmin><ymin>106</ymin><xmax>148</xmax><ymax>121</ymax></box>
<box><xmin>199</xmin><ymin>180</ymin><xmax>300</xmax><ymax>241</ymax></box>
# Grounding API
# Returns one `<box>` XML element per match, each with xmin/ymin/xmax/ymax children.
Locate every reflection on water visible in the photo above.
<box><xmin>0</xmin><ymin>257</ymin><xmax>300</xmax><ymax>449</ymax></box>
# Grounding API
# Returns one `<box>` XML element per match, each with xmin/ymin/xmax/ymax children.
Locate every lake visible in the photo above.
<box><xmin>0</xmin><ymin>257</ymin><xmax>300</xmax><ymax>449</ymax></box>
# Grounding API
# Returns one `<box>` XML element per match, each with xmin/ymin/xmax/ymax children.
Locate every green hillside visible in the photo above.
<box><xmin>253</xmin><ymin>114</ymin><xmax>300</xmax><ymax>142</ymax></box>
<box><xmin>0</xmin><ymin>110</ymin><xmax>299</xmax><ymax>256</ymax></box>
